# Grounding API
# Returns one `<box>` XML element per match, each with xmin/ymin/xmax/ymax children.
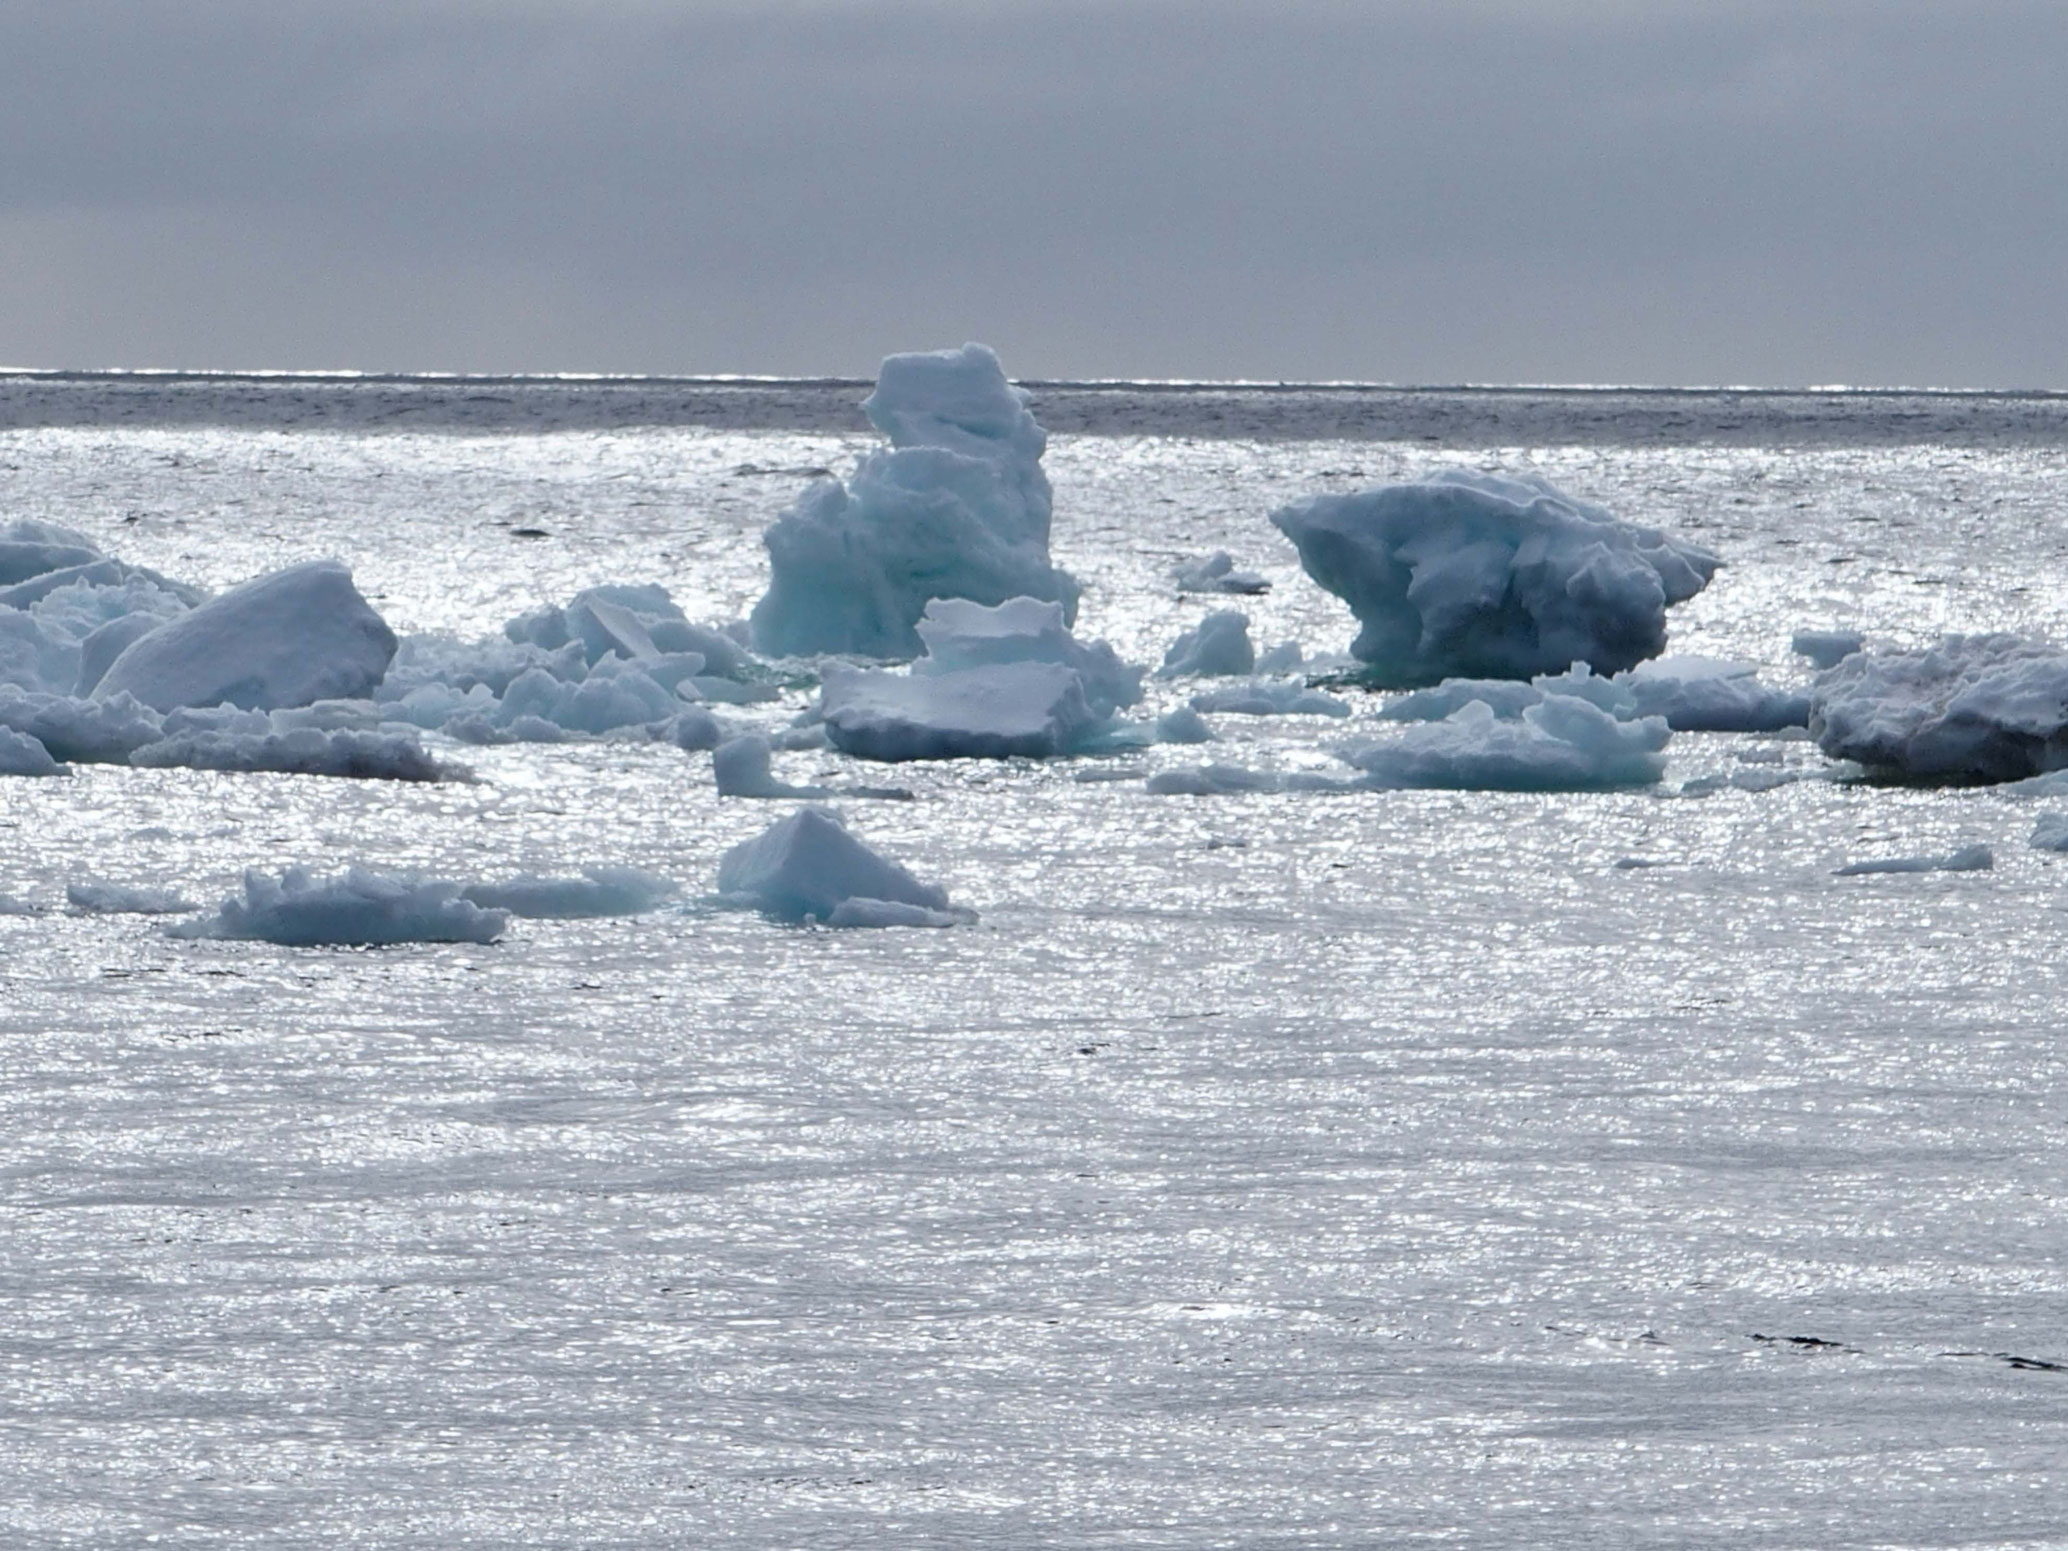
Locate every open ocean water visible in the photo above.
<box><xmin>2</xmin><ymin>374</ymin><xmax>2066</xmax><ymax>1547</ymax></box>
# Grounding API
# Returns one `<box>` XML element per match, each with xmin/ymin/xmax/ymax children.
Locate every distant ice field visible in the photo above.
<box><xmin>2</xmin><ymin>381</ymin><xmax>2066</xmax><ymax>1547</ymax></box>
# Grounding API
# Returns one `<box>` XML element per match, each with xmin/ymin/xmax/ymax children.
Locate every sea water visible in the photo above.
<box><xmin>1</xmin><ymin>377</ymin><xmax>2065</xmax><ymax>1546</ymax></box>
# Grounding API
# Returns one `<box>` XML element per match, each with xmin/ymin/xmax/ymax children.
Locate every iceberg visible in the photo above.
<box><xmin>1189</xmin><ymin>679</ymin><xmax>1351</xmax><ymax>717</ymax></box>
<box><xmin>1835</xmin><ymin>845</ymin><xmax>1993</xmax><ymax>876</ymax></box>
<box><xmin>460</xmin><ymin>866</ymin><xmax>678</xmax><ymax>918</ymax></box>
<box><xmin>1271</xmin><ymin>469</ymin><xmax>1717</xmax><ymax>685</ymax></box>
<box><xmin>172</xmin><ymin>866</ymin><xmax>509</xmax><ymax>946</ymax></box>
<box><xmin>1158</xmin><ymin>611</ymin><xmax>1255</xmax><ymax>678</ymax></box>
<box><xmin>95</xmin><ymin>560</ymin><xmax>397</xmax><ymax>713</ymax></box>
<box><xmin>1173</xmin><ymin>552</ymin><xmax>1270</xmax><ymax>595</ymax></box>
<box><xmin>821</xmin><ymin>661</ymin><xmax>1099</xmax><ymax>762</ymax></box>
<box><xmin>1809</xmin><ymin>635</ymin><xmax>2068</xmax><ymax>782</ymax></box>
<box><xmin>0</xmin><ymin>725</ymin><xmax>65</xmax><ymax>777</ymax></box>
<box><xmin>913</xmin><ymin>597</ymin><xmax>1140</xmax><ymax>717</ymax></box>
<box><xmin>716</xmin><ymin>806</ymin><xmax>969</xmax><ymax>926</ymax></box>
<box><xmin>1341</xmin><ymin>694</ymin><xmax>1671</xmax><ymax>791</ymax></box>
<box><xmin>749</xmin><ymin>344</ymin><xmax>1079</xmax><ymax>659</ymax></box>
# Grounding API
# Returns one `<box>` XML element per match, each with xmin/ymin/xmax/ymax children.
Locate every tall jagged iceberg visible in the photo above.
<box><xmin>1271</xmin><ymin>470</ymin><xmax>1717</xmax><ymax>686</ymax></box>
<box><xmin>748</xmin><ymin>344</ymin><xmax>1079</xmax><ymax>660</ymax></box>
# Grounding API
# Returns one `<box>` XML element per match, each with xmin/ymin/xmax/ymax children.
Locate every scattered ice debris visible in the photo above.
<box><xmin>1253</xmin><ymin>640</ymin><xmax>1304</xmax><ymax>675</ymax></box>
<box><xmin>66</xmin><ymin>880</ymin><xmax>197</xmax><ymax>914</ymax></box>
<box><xmin>1835</xmin><ymin>845</ymin><xmax>1993</xmax><ymax>876</ymax></box>
<box><xmin>1810</xmin><ymin>634</ymin><xmax>2068</xmax><ymax>783</ymax></box>
<box><xmin>1793</xmin><ymin>628</ymin><xmax>1866</xmax><ymax>670</ymax></box>
<box><xmin>913</xmin><ymin>596</ymin><xmax>1141</xmax><ymax>716</ymax></box>
<box><xmin>822</xmin><ymin>661</ymin><xmax>1097</xmax><ymax>761</ymax></box>
<box><xmin>749</xmin><ymin>344</ymin><xmax>1079</xmax><ymax>659</ymax></box>
<box><xmin>1158</xmin><ymin>610</ymin><xmax>1254</xmax><ymax>678</ymax></box>
<box><xmin>459</xmin><ymin>866</ymin><xmax>678</xmax><ymax>918</ymax></box>
<box><xmin>1155</xmin><ymin>704</ymin><xmax>1216</xmax><ymax>744</ymax></box>
<box><xmin>1145</xmin><ymin>764</ymin><xmax>1353</xmax><ymax>796</ymax></box>
<box><xmin>2030</xmin><ymin>813</ymin><xmax>2068</xmax><ymax>851</ymax></box>
<box><xmin>0</xmin><ymin>725</ymin><xmax>66</xmax><ymax>777</ymax></box>
<box><xmin>171</xmin><ymin>866</ymin><xmax>509</xmax><ymax>946</ymax></box>
<box><xmin>1271</xmin><ymin>469</ymin><xmax>1717</xmax><ymax>685</ymax></box>
<box><xmin>1341</xmin><ymin>696</ymin><xmax>1671</xmax><ymax>791</ymax></box>
<box><xmin>1173</xmin><ymin>551</ymin><xmax>1270</xmax><ymax>595</ymax></box>
<box><xmin>1379</xmin><ymin>658</ymin><xmax>1807</xmax><ymax>733</ymax></box>
<box><xmin>95</xmin><ymin>560</ymin><xmax>396</xmax><ymax>713</ymax></box>
<box><xmin>716</xmin><ymin>806</ymin><xmax>969</xmax><ymax>926</ymax></box>
<box><xmin>1190</xmin><ymin>679</ymin><xmax>1351</xmax><ymax>717</ymax></box>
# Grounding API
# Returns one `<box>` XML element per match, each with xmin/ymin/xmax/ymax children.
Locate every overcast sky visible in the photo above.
<box><xmin>1</xmin><ymin>0</ymin><xmax>2062</xmax><ymax>385</ymax></box>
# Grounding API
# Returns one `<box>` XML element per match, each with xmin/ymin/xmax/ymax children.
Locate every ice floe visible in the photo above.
<box><xmin>1380</xmin><ymin>657</ymin><xmax>1807</xmax><ymax>734</ymax></box>
<box><xmin>1272</xmin><ymin>469</ymin><xmax>1717</xmax><ymax>685</ymax></box>
<box><xmin>1834</xmin><ymin>845</ymin><xmax>1993</xmax><ymax>876</ymax></box>
<box><xmin>172</xmin><ymin>866</ymin><xmax>509</xmax><ymax>946</ymax></box>
<box><xmin>717</xmin><ymin>806</ymin><xmax>969</xmax><ymax>926</ymax></box>
<box><xmin>912</xmin><ymin>596</ymin><xmax>1141</xmax><ymax>717</ymax></box>
<box><xmin>459</xmin><ymin>867</ymin><xmax>678</xmax><ymax>918</ymax></box>
<box><xmin>822</xmin><ymin>661</ymin><xmax>1097</xmax><ymax>761</ymax></box>
<box><xmin>1342</xmin><ymin>695</ymin><xmax>1671</xmax><ymax>791</ymax></box>
<box><xmin>1810</xmin><ymin>634</ymin><xmax>2068</xmax><ymax>782</ymax></box>
<box><xmin>749</xmin><ymin>344</ymin><xmax>1078</xmax><ymax>659</ymax></box>
<box><xmin>1189</xmin><ymin>679</ymin><xmax>1351</xmax><ymax>717</ymax></box>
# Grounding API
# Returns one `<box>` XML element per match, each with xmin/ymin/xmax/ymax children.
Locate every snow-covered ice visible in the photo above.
<box><xmin>749</xmin><ymin>345</ymin><xmax>1079</xmax><ymax>658</ymax></box>
<box><xmin>95</xmin><ymin>560</ymin><xmax>397</xmax><ymax>713</ymax></box>
<box><xmin>1810</xmin><ymin>634</ymin><xmax>2068</xmax><ymax>782</ymax></box>
<box><xmin>172</xmin><ymin>866</ymin><xmax>510</xmax><ymax>946</ymax></box>
<box><xmin>715</xmin><ymin>806</ymin><xmax>967</xmax><ymax>925</ymax></box>
<box><xmin>1272</xmin><ymin>469</ymin><xmax>1717</xmax><ymax>684</ymax></box>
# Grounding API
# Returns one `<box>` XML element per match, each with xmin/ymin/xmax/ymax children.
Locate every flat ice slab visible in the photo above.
<box><xmin>1272</xmin><ymin>469</ymin><xmax>1717</xmax><ymax>685</ymax></box>
<box><xmin>96</xmin><ymin>560</ymin><xmax>398</xmax><ymax>713</ymax></box>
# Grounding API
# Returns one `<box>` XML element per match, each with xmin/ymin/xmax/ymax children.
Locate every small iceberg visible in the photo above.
<box><xmin>172</xmin><ymin>866</ymin><xmax>510</xmax><ymax>946</ymax></box>
<box><xmin>1272</xmin><ymin>469</ymin><xmax>1717</xmax><ymax>685</ymax></box>
<box><xmin>1810</xmin><ymin>634</ymin><xmax>2068</xmax><ymax>782</ymax></box>
<box><xmin>1158</xmin><ymin>610</ymin><xmax>1255</xmax><ymax>678</ymax></box>
<box><xmin>716</xmin><ymin>806</ymin><xmax>970</xmax><ymax>927</ymax></box>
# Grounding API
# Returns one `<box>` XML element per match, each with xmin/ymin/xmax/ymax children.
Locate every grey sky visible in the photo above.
<box><xmin>2</xmin><ymin>0</ymin><xmax>2062</xmax><ymax>385</ymax></box>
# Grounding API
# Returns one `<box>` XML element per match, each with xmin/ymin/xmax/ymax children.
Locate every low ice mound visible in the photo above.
<box><xmin>1158</xmin><ymin>611</ymin><xmax>1254</xmax><ymax>678</ymax></box>
<box><xmin>0</xmin><ymin>687</ymin><xmax>164</xmax><ymax>763</ymax></box>
<box><xmin>1835</xmin><ymin>845</ymin><xmax>1993</xmax><ymax>876</ymax></box>
<box><xmin>716</xmin><ymin>806</ymin><xmax>969</xmax><ymax>926</ymax></box>
<box><xmin>2031</xmin><ymin>813</ymin><xmax>2068</xmax><ymax>851</ymax></box>
<box><xmin>1190</xmin><ymin>679</ymin><xmax>1351</xmax><ymax>717</ymax></box>
<box><xmin>460</xmin><ymin>866</ymin><xmax>678</xmax><ymax>918</ymax></box>
<box><xmin>0</xmin><ymin>726</ymin><xmax>65</xmax><ymax>777</ymax></box>
<box><xmin>749</xmin><ymin>344</ymin><xmax>1078</xmax><ymax>659</ymax></box>
<box><xmin>822</xmin><ymin>661</ymin><xmax>1098</xmax><ymax>761</ymax></box>
<box><xmin>1173</xmin><ymin>552</ymin><xmax>1270</xmax><ymax>595</ymax></box>
<box><xmin>130</xmin><ymin>725</ymin><xmax>462</xmax><ymax>782</ymax></box>
<box><xmin>1155</xmin><ymin>705</ymin><xmax>1216</xmax><ymax>744</ymax></box>
<box><xmin>1616</xmin><ymin>656</ymin><xmax>1811</xmax><ymax>732</ymax></box>
<box><xmin>1810</xmin><ymin>635</ymin><xmax>2068</xmax><ymax>782</ymax></box>
<box><xmin>96</xmin><ymin>560</ymin><xmax>397</xmax><ymax>713</ymax></box>
<box><xmin>1271</xmin><ymin>469</ymin><xmax>1717</xmax><ymax>685</ymax></box>
<box><xmin>1342</xmin><ymin>695</ymin><xmax>1670</xmax><ymax>791</ymax></box>
<box><xmin>1146</xmin><ymin>763</ymin><xmax>1353</xmax><ymax>796</ymax></box>
<box><xmin>67</xmin><ymin>880</ymin><xmax>196</xmax><ymax>914</ymax></box>
<box><xmin>913</xmin><ymin>596</ymin><xmax>1141</xmax><ymax>716</ymax></box>
<box><xmin>1793</xmin><ymin>629</ymin><xmax>1865</xmax><ymax>671</ymax></box>
<box><xmin>172</xmin><ymin>866</ymin><xmax>509</xmax><ymax>946</ymax></box>
<box><xmin>713</xmin><ymin>734</ymin><xmax>832</xmax><ymax>798</ymax></box>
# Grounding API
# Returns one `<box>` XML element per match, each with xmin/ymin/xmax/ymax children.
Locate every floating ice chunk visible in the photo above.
<box><xmin>1173</xmin><ymin>552</ymin><xmax>1270</xmax><ymax>595</ymax></box>
<box><xmin>0</xmin><ymin>687</ymin><xmax>163</xmax><ymax>763</ymax></box>
<box><xmin>1379</xmin><ymin>677</ymin><xmax>1560</xmax><ymax>722</ymax></box>
<box><xmin>0</xmin><ymin>726</ymin><xmax>66</xmax><ymax>776</ymax></box>
<box><xmin>172</xmin><ymin>866</ymin><xmax>508</xmax><ymax>946</ymax></box>
<box><xmin>1145</xmin><ymin>763</ymin><xmax>1354</xmax><ymax>796</ymax></box>
<box><xmin>1835</xmin><ymin>845</ymin><xmax>1993</xmax><ymax>876</ymax></box>
<box><xmin>0</xmin><ymin>894</ymin><xmax>45</xmax><ymax>915</ymax></box>
<box><xmin>460</xmin><ymin>866</ymin><xmax>678</xmax><ymax>918</ymax></box>
<box><xmin>824</xmin><ymin>897</ymin><xmax>966</xmax><ymax>928</ymax></box>
<box><xmin>95</xmin><ymin>560</ymin><xmax>397</xmax><ymax>713</ymax></box>
<box><xmin>1190</xmin><ymin>679</ymin><xmax>1351</xmax><ymax>717</ymax></box>
<box><xmin>750</xmin><ymin>344</ymin><xmax>1078</xmax><ymax>659</ymax></box>
<box><xmin>1254</xmin><ymin>640</ymin><xmax>1304</xmax><ymax>675</ymax></box>
<box><xmin>1155</xmin><ymin>704</ymin><xmax>1216</xmax><ymax>744</ymax></box>
<box><xmin>1158</xmin><ymin>610</ymin><xmax>1255</xmax><ymax>678</ymax></box>
<box><xmin>716</xmin><ymin>806</ymin><xmax>968</xmax><ymax>925</ymax></box>
<box><xmin>1619</xmin><ymin>656</ymin><xmax>1811</xmax><ymax>732</ymax></box>
<box><xmin>1342</xmin><ymin>695</ymin><xmax>1671</xmax><ymax>791</ymax></box>
<box><xmin>2030</xmin><ymin>813</ymin><xmax>2068</xmax><ymax>851</ymax></box>
<box><xmin>129</xmin><ymin>725</ymin><xmax>463</xmax><ymax>782</ymax></box>
<box><xmin>821</xmin><ymin>661</ymin><xmax>1099</xmax><ymax>761</ymax></box>
<box><xmin>713</xmin><ymin>734</ymin><xmax>832</xmax><ymax>798</ymax></box>
<box><xmin>1793</xmin><ymin>629</ymin><xmax>1866</xmax><ymax>670</ymax></box>
<box><xmin>67</xmin><ymin>880</ymin><xmax>196</xmax><ymax>914</ymax></box>
<box><xmin>1272</xmin><ymin>469</ymin><xmax>1717</xmax><ymax>685</ymax></box>
<box><xmin>1810</xmin><ymin>634</ymin><xmax>2068</xmax><ymax>782</ymax></box>
<box><xmin>913</xmin><ymin>596</ymin><xmax>1141</xmax><ymax>716</ymax></box>
<box><xmin>669</xmin><ymin>707</ymin><xmax>727</xmax><ymax>752</ymax></box>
